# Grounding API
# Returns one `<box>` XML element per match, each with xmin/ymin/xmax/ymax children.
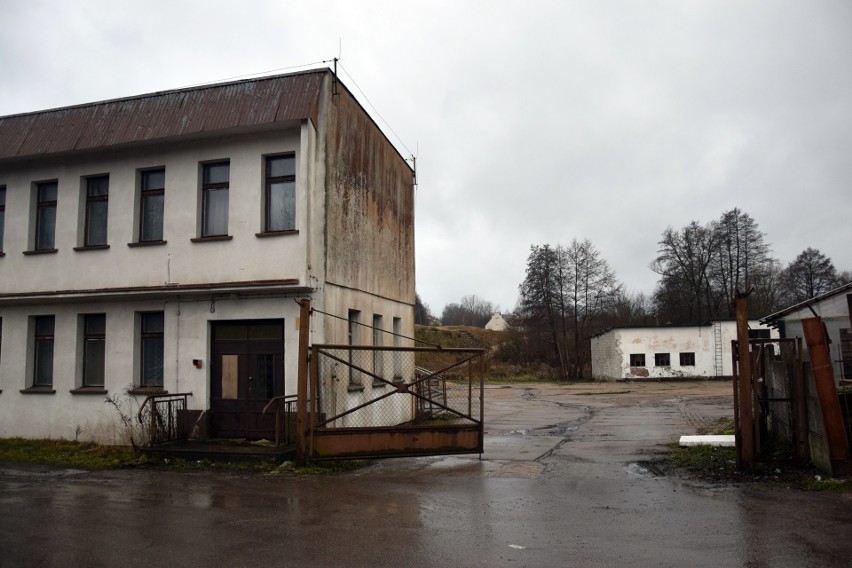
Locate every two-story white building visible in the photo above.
<box><xmin>0</xmin><ymin>69</ymin><xmax>415</xmax><ymax>443</ymax></box>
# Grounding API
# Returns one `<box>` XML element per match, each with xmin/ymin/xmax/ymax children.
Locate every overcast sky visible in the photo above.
<box><xmin>2</xmin><ymin>0</ymin><xmax>851</xmax><ymax>314</ymax></box>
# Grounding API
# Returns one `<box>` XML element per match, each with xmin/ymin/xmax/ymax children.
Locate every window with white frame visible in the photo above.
<box><xmin>32</xmin><ymin>316</ymin><xmax>55</xmax><ymax>387</ymax></box>
<box><xmin>83</xmin><ymin>175</ymin><xmax>109</xmax><ymax>247</ymax></box>
<box><xmin>0</xmin><ymin>186</ymin><xmax>5</xmax><ymax>253</ymax></box>
<box><xmin>82</xmin><ymin>314</ymin><xmax>106</xmax><ymax>387</ymax></box>
<box><xmin>35</xmin><ymin>181</ymin><xmax>58</xmax><ymax>251</ymax></box>
<box><xmin>201</xmin><ymin>161</ymin><xmax>229</xmax><ymax>237</ymax></box>
<box><xmin>264</xmin><ymin>155</ymin><xmax>296</xmax><ymax>232</ymax></box>
<box><xmin>140</xmin><ymin>312</ymin><xmax>164</xmax><ymax>387</ymax></box>
<box><xmin>139</xmin><ymin>169</ymin><xmax>165</xmax><ymax>242</ymax></box>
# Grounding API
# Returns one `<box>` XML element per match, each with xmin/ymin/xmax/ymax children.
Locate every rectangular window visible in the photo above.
<box><xmin>84</xmin><ymin>176</ymin><xmax>109</xmax><ymax>246</ymax></box>
<box><xmin>629</xmin><ymin>353</ymin><xmax>645</xmax><ymax>367</ymax></box>
<box><xmin>679</xmin><ymin>352</ymin><xmax>696</xmax><ymax>366</ymax></box>
<box><xmin>392</xmin><ymin>317</ymin><xmax>402</xmax><ymax>380</ymax></box>
<box><xmin>35</xmin><ymin>181</ymin><xmax>58</xmax><ymax>250</ymax></box>
<box><xmin>264</xmin><ymin>155</ymin><xmax>296</xmax><ymax>232</ymax></box>
<box><xmin>654</xmin><ymin>353</ymin><xmax>671</xmax><ymax>367</ymax></box>
<box><xmin>140</xmin><ymin>169</ymin><xmax>165</xmax><ymax>242</ymax></box>
<box><xmin>0</xmin><ymin>186</ymin><xmax>6</xmax><ymax>253</ymax></box>
<box><xmin>140</xmin><ymin>312</ymin><xmax>164</xmax><ymax>387</ymax></box>
<box><xmin>372</xmin><ymin>314</ymin><xmax>384</xmax><ymax>385</ymax></box>
<box><xmin>83</xmin><ymin>314</ymin><xmax>106</xmax><ymax>387</ymax></box>
<box><xmin>202</xmin><ymin>162</ymin><xmax>229</xmax><ymax>237</ymax></box>
<box><xmin>748</xmin><ymin>329</ymin><xmax>771</xmax><ymax>340</ymax></box>
<box><xmin>33</xmin><ymin>316</ymin><xmax>55</xmax><ymax>386</ymax></box>
<box><xmin>348</xmin><ymin>310</ymin><xmax>361</xmax><ymax>386</ymax></box>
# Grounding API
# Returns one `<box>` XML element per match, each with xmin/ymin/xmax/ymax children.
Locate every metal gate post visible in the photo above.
<box><xmin>735</xmin><ymin>292</ymin><xmax>754</xmax><ymax>469</ymax></box>
<box><xmin>295</xmin><ymin>299</ymin><xmax>311</xmax><ymax>467</ymax></box>
<box><xmin>802</xmin><ymin>317</ymin><xmax>851</xmax><ymax>475</ymax></box>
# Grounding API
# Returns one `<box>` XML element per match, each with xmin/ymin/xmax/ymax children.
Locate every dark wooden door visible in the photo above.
<box><xmin>210</xmin><ymin>320</ymin><xmax>285</xmax><ymax>439</ymax></box>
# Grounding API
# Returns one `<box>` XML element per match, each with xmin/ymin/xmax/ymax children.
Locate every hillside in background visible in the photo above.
<box><xmin>414</xmin><ymin>325</ymin><xmax>551</xmax><ymax>381</ymax></box>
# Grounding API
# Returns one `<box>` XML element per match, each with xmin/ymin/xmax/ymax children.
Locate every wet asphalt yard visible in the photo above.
<box><xmin>2</xmin><ymin>381</ymin><xmax>851</xmax><ymax>567</ymax></box>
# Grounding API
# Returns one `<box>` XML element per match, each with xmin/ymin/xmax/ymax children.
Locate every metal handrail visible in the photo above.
<box><xmin>137</xmin><ymin>392</ymin><xmax>193</xmax><ymax>447</ymax></box>
<box><xmin>262</xmin><ymin>394</ymin><xmax>299</xmax><ymax>447</ymax></box>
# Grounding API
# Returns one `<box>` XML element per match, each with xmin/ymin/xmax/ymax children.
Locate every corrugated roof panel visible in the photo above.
<box><xmin>0</xmin><ymin>70</ymin><xmax>327</xmax><ymax>161</ymax></box>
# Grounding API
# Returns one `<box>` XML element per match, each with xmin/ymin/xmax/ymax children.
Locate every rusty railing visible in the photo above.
<box><xmin>262</xmin><ymin>394</ymin><xmax>299</xmax><ymax>447</ymax></box>
<box><xmin>137</xmin><ymin>393</ymin><xmax>192</xmax><ymax>447</ymax></box>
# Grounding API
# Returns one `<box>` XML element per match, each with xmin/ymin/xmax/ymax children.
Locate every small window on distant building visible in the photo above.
<box><xmin>679</xmin><ymin>352</ymin><xmax>695</xmax><ymax>366</ymax></box>
<box><xmin>264</xmin><ymin>155</ymin><xmax>296</xmax><ymax>232</ymax></box>
<box><xmin>654</xmin><ymin>353</ymin><xmax>670</xmax><ymax>367</ymax></box>
<box><xmin>84</xmin><ymin>175</ymin><xmax>109</xmax><ymax>246</ymax></box>
<box><xmin>748</xmin><ymin>329</ymin><xmax>771</xmax><ymax>339</ymax></box>
<box><xmin>630</xmin><ymin>353</ymin><xmax>646</xmax><ymax>367</ymax></box>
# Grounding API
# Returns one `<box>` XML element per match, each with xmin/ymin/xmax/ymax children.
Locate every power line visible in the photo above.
<box><xmin>336</xmin><ymin>62</ymin><xmax>415</xmax><ymax>159</ymax></box>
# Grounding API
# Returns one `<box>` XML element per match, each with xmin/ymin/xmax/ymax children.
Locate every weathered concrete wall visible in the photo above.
<box><xmin>591</xmin><ymin>321</ymin><xmax>776</xmax><ymax>380</ymax></box>
<box><xmin>590</xmin><ymin>331</ymin><xmax>622</xmax><ymax>380</ymax></box>
<box><xmin>322</xmin><ymin>80</ymin><xmax>415</xmax><ymax>306</ymax></box>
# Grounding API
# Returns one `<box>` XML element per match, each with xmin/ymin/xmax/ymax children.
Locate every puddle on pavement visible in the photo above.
<box><xmin>625</xmin><ymin>462</ymin><xmax>664</xmax><ymax>479</ymax></box>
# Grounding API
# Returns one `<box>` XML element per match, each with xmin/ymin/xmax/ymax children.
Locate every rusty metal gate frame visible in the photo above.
<box><xmin>307</xmin><ymin>345</ymin><xmax>485</xmax><ymax>460</ymax></box>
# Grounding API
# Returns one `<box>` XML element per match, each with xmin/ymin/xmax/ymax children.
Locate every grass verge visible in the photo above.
<box><xmin>0</xmin><ymin>438</ymin><xmax>145</xmax><ymax>470</ymax></box>
<box><xmin>0</xmin><ymin>437</ymin><xmax>370</xmax><ymax>475</ymax></box>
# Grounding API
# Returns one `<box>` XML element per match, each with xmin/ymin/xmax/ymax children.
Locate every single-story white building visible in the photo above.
<box><xmin>591</xmin><ymin>320</ymin><xmax>776</xmax><ymax>380</ymax></box>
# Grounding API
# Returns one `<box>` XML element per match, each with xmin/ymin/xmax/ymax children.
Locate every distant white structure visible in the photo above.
<box><xmin>590</xmin><ymin>320</ymin><xmax>776</xmax><ymax>380</ymax></box>
<box><xmin>485</xmin><ymin>313</ymin><xmax>509</xmax><ymax>331</ymax></box>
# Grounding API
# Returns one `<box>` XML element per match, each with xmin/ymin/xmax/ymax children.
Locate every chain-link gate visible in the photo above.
<box><xmin>307</xmin><ymin>345</ymin><xmax>484</xmax><ymax>460</ymax></box>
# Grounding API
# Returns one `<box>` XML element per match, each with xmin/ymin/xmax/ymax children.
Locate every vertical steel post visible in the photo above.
<box><xmin>802</xmin><ymin>317</ymin><xmax>851</xmax><ymax>474</ymax></box>
<box><xmin>792</xmin><ymin>337</ymin><xmax>809</xmax><ymax>460</ymax></box>
<box><xmin>295</xmin><ymin>299</ymin><xmax>311</xmax><ymax>467</ymax></box>
<box><xmin>736</xmin><ymin>293</ymin><xmax>754</xmax><ymax>468</ymax></box>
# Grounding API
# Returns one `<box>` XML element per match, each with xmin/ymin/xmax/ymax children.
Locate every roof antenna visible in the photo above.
<box><xmin>333</xmin><ymin>38</ymin><xmax>342</xmax><ymax>97</ymax></box>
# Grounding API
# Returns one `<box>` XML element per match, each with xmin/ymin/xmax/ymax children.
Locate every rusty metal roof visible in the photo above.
<box><xmin>0</xmin><ymin>70</ymin><xmax>327</xmax><ymax>162</ymax></box>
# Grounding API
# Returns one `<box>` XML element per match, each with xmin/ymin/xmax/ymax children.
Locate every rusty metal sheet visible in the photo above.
<box><xmin>0</xmin><ymin>71</ymin><xmax>326</xmax><ymax>162</ymax></box>
<box><xmin>312</xmin><ymin>426</ymin><xmax>482</xmax><ymax>459</ymax></box>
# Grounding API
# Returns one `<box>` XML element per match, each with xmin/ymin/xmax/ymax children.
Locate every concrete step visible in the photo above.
<box><xmin>142</xmin><ymin>439</ymin><xmax>295</xmax><ymax>463</ymax></box>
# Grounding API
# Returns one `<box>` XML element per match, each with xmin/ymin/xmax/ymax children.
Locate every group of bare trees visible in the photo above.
<box><xmin>513</xmin><ymin>239</ymin><xmax>621</xmax><ymax>379</ymax></box>
<box><xmin>416</xmin><ymin>207</ymin><xmax>846</xmax><ymax>380</ymax></box>
<box><xmin>651</xmin><ymin>208</ymin><xmax>846</xmax><ymax>324</ymax></box>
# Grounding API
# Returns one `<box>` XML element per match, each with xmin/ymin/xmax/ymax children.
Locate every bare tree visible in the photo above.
<box><xmin>441</xmin><ymin>294</ymin><xmax>496</xmax><ymax>327</ymax></box>
<box><xmin>518</xmin><ymin>240</ymin><xmax>620</xmax><ymax>378</ymax></box>
<box><xmin>650</xmin><ymin>221</ymin><xmax>720</xmax><ymax>324</ymax></box>
<box><xmin>415</xmin><ymin>293</ymin><xmax>433</xmax><ymax>325</ymax></box>
<box><xmin>779</xmin><ymin>247</ymin><xmax>844</xmax><ymax>303</ymax></box>
<box><xmin>711</xmin><ymin>208</ymin><xmax>773</xmax><ymax>317</ymax></box>
<box><xmin>563</xmin><ymin>238</ymin><xmax>621</xmax><ymax>377</ymax></box>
